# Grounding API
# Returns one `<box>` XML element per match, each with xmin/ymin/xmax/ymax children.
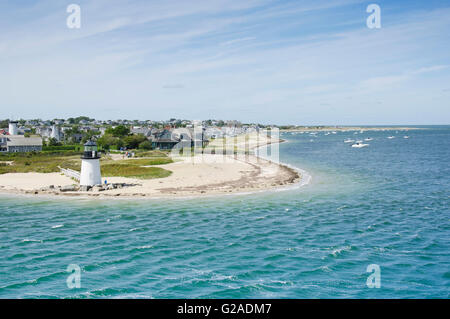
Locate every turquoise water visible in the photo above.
<box><xmin>1</xmin><ymin>127</ymin><xmax>449</xmax><ymax>298</ymax></box>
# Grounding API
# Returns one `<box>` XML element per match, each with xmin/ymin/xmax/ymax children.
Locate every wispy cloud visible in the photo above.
<box><xmin>0</xmin><ymin>0</ymin><xmax>449</xmax><ymax>124</ymax></box>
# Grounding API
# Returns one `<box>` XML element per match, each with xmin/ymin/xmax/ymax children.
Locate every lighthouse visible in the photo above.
<box><xmin>8</xmin><ymin>121</ymin><xmax>18</xmax><ymax>135</ymax></box>
<box><xmin>80</xmin><ymin>140</ymin><xmax>102</xmax><ymax>186</ymax></box>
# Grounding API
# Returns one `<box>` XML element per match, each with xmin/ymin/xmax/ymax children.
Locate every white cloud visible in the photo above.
<box><xmin>0</xmin><ymin>1</ymin><xmax>449</xmax><ymax>124</ymax></box>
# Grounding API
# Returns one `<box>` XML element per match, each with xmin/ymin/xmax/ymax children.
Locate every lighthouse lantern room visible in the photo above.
<box><xmin>80</xmin><ymin>140</ymin><xmax>102</xmax><ymax>186</ymax></box>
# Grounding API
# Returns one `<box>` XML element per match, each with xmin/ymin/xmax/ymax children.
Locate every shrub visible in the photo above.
<box><xmin>138</xmin><ymin>140</ymin><xmax>152</xmax><ymax>150</ymax></box>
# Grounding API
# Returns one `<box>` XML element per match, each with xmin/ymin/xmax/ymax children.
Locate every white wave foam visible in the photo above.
<box><xmin>253</xmin><ymin>142</ymin><xmax>312</xmax><ymax>192</ymax></box>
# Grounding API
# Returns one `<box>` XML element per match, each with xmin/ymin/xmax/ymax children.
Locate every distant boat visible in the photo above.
<box><xmin>403</xmin><ymin>136</ymin><xmax>409</xmax><ymax>139</ymax></box>
<box><xmin>344</xmin><ymin>139</ymin><xmax>355</xmax><ymax>143</ymax></box>
<box><xmin>387</xmin><ymin>136</ymin><xmax>395</xmax><ymax>139</ymax></box>
<box><xmin>352</xmin><ymin>142</ymin><xmax>369</xmax><ymax>148</ymax></box>
<box><xmin>365</xmin><ymin>138</ymin><xmax>373</xmax><ymax>141</ymax></box>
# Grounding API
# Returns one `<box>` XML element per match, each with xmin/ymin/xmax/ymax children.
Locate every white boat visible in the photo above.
<box><xmin>387</xmin><ymin>136</ymin><xmax>395</xmax><ymax>139</ymax></box>
<box><xmin>344</xmin><ymin>139</ymin><xmax>355</xmax><ymax>143</ymax></box>
<box><xmin>365</xmin><ymin>138</ymin><xmax>373</xmax><ymax>141</ymax></box>
<box><xmin>403</xmin><ymin>136</ymin><xmax>409</xmax><ymax>139</ymax></box>
<box><xmin>351</xmin><ymin>142</ymin><xmax>369</xmax><ymax>148</ymax></box>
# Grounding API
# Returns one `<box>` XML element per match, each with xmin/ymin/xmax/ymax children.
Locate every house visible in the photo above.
<box><xmin>149</xmin><ymin>128</ymin><xmax>209</xmax><ymax>150</ymax></box>
<box><xmin>150</xmin><ymin>129</ymin><xmax>180</xmax><ymax>150</ymax></box>
<box><xmin>0</xmin><ymin>136</ymin><xmax>43</xmax><ymax>153</ymax></box>
<box><xmin>131</xmin><ymin>126</ymin><xmax>153</xmax><ymax>137</ymax></box>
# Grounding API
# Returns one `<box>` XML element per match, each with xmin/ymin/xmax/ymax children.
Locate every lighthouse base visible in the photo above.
<box><xmin>80</xmin><ymin>159</ymin><xmax>102</xmax><ymax>186</ymax></box>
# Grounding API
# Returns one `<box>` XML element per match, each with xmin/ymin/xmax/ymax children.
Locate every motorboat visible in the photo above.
<box><xmin>351</xmin><ymin>142</ymin><xmax>369</xmax><ymax>148</ymax></box>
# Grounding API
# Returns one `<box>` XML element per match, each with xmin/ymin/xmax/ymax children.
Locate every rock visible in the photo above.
<box><xmin>60</xmin><ymin>185</ymin><xmax>78</xmax><ymax>192</ymax></box>
<box><xmin>92</xmin><ymin>185</ymin><xmax>104</xmax><ymax>192</ymax></box>
<box><xmin>79</xmin><ymin>185</ymin><xmax>91</xmax><ymax>192</ymax></box>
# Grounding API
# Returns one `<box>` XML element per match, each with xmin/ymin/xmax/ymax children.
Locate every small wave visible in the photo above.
<box><xmin>137</xmin><ymin>245</ymin><xmax>153</xmax><ymax>250</ymax></box>
<box><xmin>330</xmin><ymin>245</ymin><xmax>354</xmax><ymax>257</ymax></box>
<box><xmin>129</xmin><ymin>227</ymin><xmax>146</xmax><ymax>232</ymax></box>
<box><xmin>21</xmin><ymin>238</ymin><xmax>42</xmax><ymax>243</ymax></box>
<box><xmin>320</xmin><ymin>265</ymin><xmax>333</xmax><ymax>272</ymax></box>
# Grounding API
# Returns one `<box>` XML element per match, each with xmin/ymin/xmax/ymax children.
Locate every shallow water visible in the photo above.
<box><xmin>0</xmin><ymin>126</ymin><xmax>449</xmax><ymax>298</ymax></box>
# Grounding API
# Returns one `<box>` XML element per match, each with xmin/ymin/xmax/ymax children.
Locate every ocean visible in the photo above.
<box><xmin>0</xmin><ymin>126</ymin><xmax>449</xmax><ymax>298</ymax></box>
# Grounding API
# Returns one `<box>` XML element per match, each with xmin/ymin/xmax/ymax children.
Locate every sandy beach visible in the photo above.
<box><xmin>0</xmin><ymin>133</ymin><xmax>301</xmax><ymax>198</ymax></box>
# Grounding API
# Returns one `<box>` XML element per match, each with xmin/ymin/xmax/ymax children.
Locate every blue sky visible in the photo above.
<box><xmin>1</xmin><ymin>0</ymin><xmax>449</xmax><ymax>124</ymax></box>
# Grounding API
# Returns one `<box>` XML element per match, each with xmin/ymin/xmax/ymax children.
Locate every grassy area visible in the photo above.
<box><xmin>101</xmin><ymin>163</ymin><xmax>171</xmax><ymax>179</ymax></box>
<box><xmin>133</xmin><ymin>150</ymin><xmax>170</xmax><ymax>157</ymax></box>
<box><xmin>0</xmin><ymin>151</ymin><xmax>172</xmax><ymax>179</ymax></box>
<box><xmin>101</xmin><ymin>153</ymin><xmax>173</xmax><ymax>179</ymax></box>
<box><xmin>42</xmin><ymin>145</ymin><xmax>82</xmax><ymax>151</ymax></box>
<box><xmin>115</xmin><ymin>158</ymin><xmax>173</xmax><ymax>166</ymax></box>
<box><xmin>0</xmin><ymin>152</ymin><xmax>81</xmax><ymax>174</ymax></box>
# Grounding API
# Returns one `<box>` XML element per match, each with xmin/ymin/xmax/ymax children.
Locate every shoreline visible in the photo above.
<box><xmin>0</xmin><ymin>135</ymin><xmax>305</xmax><ymax>199</ymax></box>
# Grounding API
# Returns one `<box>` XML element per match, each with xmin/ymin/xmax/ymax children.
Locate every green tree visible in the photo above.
<box><xmin>123</xmin><ymin>134</ymin><xmax>147</xmax><ymax>149</ymax></box>
<box><xmin>0</xmin><ymin>119</ymin><xmax>9</xmax><ymax>128</ymax></box>
<box><xmin>138</xmin><ymin>140</ymin><xmax>152</xmax><ymax>150</ymax></box>
<box><xmin>105</xmin><ymin>125</ymin><xmax>130</xmax><ymax>137</ymax></box>
<box><xmin>47</xmin><ymin>137</ymin><xmax>61</xmax><ymax>146</ymax></box>
<box><xmin>80</xmin><ymin>130</ymin><xmax>100</xmax><ymax>144</ymax></box>
<box><xmin>97</xmin><ymin>134</ymin><xmax>121</xmax><ymax>150</ymax></box>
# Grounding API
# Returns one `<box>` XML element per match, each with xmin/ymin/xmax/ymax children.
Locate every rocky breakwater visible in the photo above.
<box><xmin>25</xmin><ymin>183</ymin><xmax>140</xmax><ymax>196</ymax></box>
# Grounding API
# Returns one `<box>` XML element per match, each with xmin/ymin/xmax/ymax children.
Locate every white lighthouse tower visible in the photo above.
<box><xmin>8</xmin><ymin>121</ymin><xmax>18</xmax><ymax>135</ymax></box>
<box><xmin>80</xmin><ymin>140</ymin><xmax>102</xmax><ymax>186</ymax></box>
